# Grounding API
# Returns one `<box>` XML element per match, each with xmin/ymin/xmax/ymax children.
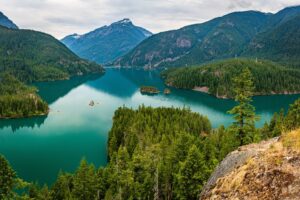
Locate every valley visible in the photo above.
<box><xmin>1</xmin><ymin>68</ymin><xmax>299</xmax><ymax>186</ymax></box>
<box><xmin>1</xmin><ymin>3</ymin><xmax>300</xmax><ymax>199</ymax></box>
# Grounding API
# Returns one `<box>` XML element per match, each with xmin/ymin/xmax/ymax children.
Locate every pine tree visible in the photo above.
<box><xmin>51</xmin><ymin>172</ymin><xmax>73</xmax><ymax>200</ymax></box>
<box><xmin>72</xmin><ymin>159</ymin><xmax>97</xmax><ymax>200</ymax></box>
<box><xmin>285</xmin><ymin>99</ymin><xmax>300</xmax><ymax>130</ymax></box>
<box><xmin>175</xmin><ymin>145</ymin><xmax>207</xmax><ymax>200</ymax></box>
<box><xmin>0</xmin><ymin>155</ymin><xmax>17</xmax><ymax>199</ymax></box>
<box><xmin>228</xmin><ymin>68</ymin><xmax>259</xmax><ymax>145</ymax></box>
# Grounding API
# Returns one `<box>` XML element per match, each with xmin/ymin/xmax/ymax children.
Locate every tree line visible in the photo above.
<box><xmin>162</xmin><ymin>59</ymin><xmax>300</xmax><ymax>98</ymax></box>
<box><xmin>0</xmin><ymin>74</ymin><xmax>48</xmax><ymax>118</ymax></box>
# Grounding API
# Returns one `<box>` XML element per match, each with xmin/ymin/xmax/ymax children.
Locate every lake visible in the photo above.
<box><xmin>0</xmin><ymin>68</ymin><xmax>299</xmax><ymax>185</ymax></box>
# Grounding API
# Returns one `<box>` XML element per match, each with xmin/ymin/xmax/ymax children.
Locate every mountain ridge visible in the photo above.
<box><xmin>61</xmin><ymin>18</ymin><xmax>152</xmax><ymax>64</ymax></box>
<box><xmin>0</xmin><ymin>25</ymin><xmax>104</xmax><ymax>82</ymax></box>
<box><xmin>0</xmin><ymin>11</ymin><xmax>18</xmax><ymax>29</ymax></box>
<box><xmin>115</xmin><ymin>6</ymin><xmax>300</xmax><ymax>68</ymax></box>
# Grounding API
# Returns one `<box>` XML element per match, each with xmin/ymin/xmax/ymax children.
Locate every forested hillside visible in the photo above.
<box><xmin>0</xmin><ymin>25</ymin><xmax>104</xmax><ymax>82</ymax></box>
<box><xmin>115</xmin><ymin>11</ymin><xmax>268</xmax><ymax>68</ymax></box>
<box><xmin>0</xmin><ymin>74</ymin><xmax>48</xmax><ymax>118</ymax></box>
<box><xmin>115</xmin><ymin>6</ymin><xmax>300</xmax><ymax>68</ymax></box>
<box><xmin>1</xmin><ymin>96</ymin><xmax>299</xmax><ymax>199</ymax></box>
<box><xmin>244</xmin><ymin>15</ymin><xmax>300</xmax><ymax>67</ymax></box>
<box><xmin>162</xmin><ymin>59</ymin><xmax>300</xmax><ymax>98</ymax></box>
<box><xmin>0</xmin><ymin>22</ymin><xmax>104</xmax><ymax>118</ymax></box>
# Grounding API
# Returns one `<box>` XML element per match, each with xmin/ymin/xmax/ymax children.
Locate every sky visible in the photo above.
<box><xmin>0</xmin><ymin>0</ymin><xmax>300</xmax><ymax>39</ymax></box>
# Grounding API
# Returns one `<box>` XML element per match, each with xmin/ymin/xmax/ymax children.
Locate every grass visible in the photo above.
<box><xmin>281</xmin><ymin>129</ymin><xmax>300</xmax><ymax>151</ymax></box>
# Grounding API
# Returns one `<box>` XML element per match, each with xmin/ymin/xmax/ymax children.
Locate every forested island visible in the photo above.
<box><xmin>140</xmin><ymin>86</ymin><xmax>160</xmax><ymax>94</ymax></box>
<box><xmin>162</xmin><ymin>59</ymin><xmax>300</xmax><ymax>98</ymax></box>
<box><xmin>1</xmin><ymin>68</ymin><xmax>300</xmax><ymax>199</ymax></box>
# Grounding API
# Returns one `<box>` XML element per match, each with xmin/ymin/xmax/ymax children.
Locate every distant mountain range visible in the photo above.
<box><xmin>0</xmin><ymin>11</ymin><xmax>18</xmax><ymax>29</ymax></box>
<box><xmin>115</xmin><ymin>6</ymin><xmax>300</xmax><ymax>68</ymax></box>
<box><xmin>61</xmin><ymin>19</ymin><xmax>152</xmax><ymax>64</ymax></box>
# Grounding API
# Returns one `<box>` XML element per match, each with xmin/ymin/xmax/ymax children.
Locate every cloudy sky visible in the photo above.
<box><xmin>1</xmin><ymin>0</ymin><xmax>300</xmax><ymax>39</ymax></box>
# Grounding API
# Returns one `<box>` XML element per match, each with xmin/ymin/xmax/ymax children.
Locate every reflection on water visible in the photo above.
<box><xmin>0</xmin><ymin>68</ymin><xmax>299</xmax><ymax>186</ymax></box>
<box><xmin>34</xmin><ymin>74</ymin><xmax>103</xmax><ymax>104</ymax></box>
<box><xmin>0</xmin><ymin>116</ymin><xmax>47</xmax><ymax>132</ymax></box>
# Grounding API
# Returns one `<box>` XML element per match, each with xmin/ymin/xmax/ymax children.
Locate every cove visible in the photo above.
<box><xmin>0</xmin><ymin>68</ymin><xmax>299</xmax><ymax>185</ymax></box>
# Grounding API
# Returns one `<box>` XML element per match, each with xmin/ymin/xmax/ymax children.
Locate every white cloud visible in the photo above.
<box><xmin>0</xmin><ymin>0</ymin><xmax>299</xmax><ymax>39</ymax></box>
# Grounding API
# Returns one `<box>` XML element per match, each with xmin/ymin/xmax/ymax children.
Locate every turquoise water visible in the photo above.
<box><xmin>0</xmin><ymin>68</ymin><xmax>299</xmax><ymax>185</ymax></box>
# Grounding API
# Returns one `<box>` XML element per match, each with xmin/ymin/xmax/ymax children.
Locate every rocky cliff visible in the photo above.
<box><xmin>201</xmin><ymin>129</ymin><xmax>300</xmax><ymax>200</ymax></box>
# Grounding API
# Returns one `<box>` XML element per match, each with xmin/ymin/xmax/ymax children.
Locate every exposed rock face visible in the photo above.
<box><xmin>201</xmin><ymin>129</ymin><xmax>300</xmax><ymax>200</ymax></box>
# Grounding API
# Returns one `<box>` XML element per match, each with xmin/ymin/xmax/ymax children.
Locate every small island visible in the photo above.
<box><xmin>89</xmin><ymin>100</ymin><xmax>95</xmax><ymax>106</ymax></box>
<box><xmin>164</xmin><ymin>88</ymin><xmax>171</xmax><ymax>95</ymax></box>
<box><xmin>140</xmin><ymin>86</ymin><xmax>160</xmax><ymax>95</ymax></box>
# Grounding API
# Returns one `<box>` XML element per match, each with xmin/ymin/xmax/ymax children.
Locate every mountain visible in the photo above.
<box><xmin>0</xmin><ymin>25</ymin><xmax>103</xmax><ymax>82</ymax></box>
<box><xmin>61</xmin><ymin>19</ymin><xmax>152</xmax><ymax>64</ymax></box>
<box><xmin>244</xmin><ymin>10</ymin><xmax>300</xmax><ymax>67</ymax></box>
<box><xmin>60</xmin><ymin>33</ymin><xmax>81</xmax><ymax>47</ymax></box>
<box><xmin>0</xmin><ymin>11</ymin><xmax>18</xmax><ymax>29</ymax></box>
<box><xmin>115</xmin><ymin>6</ymin><xmax>300</xmax><ymax>68</ymax></box>
<box><xmin>162</xmin><ymin>59</ymin><xmax>300</xmax><ymax>98</ymax></box>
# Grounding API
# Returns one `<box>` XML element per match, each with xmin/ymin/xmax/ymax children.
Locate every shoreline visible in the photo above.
<box><xmin>193</xmin><ymin>86</ymin><xmax>300</xmax><ymax>99</ymax></box>
<box><xmin>167</xmin><ymin>83</ymin><xmax>300</xmax><ymax>99</ymax></box>
<box><xmin>0</xmin><ymin>109</ymin><xmax>50</xmax><ymax>120</ymax></box>
<box><xmin>0</xmin><ymin>71</ymin><xmax>105</xmax><ymax>120</ymax></box>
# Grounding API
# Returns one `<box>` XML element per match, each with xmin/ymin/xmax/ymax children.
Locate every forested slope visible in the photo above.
<box><xmin>162</xmin><ymin>59</ymin><xmax>300</xmax><ymax>98</ymax></box>
<box><xmin>0</xmin><ymin>24</ymin><xmax>104</xmax><ymax>118</ymax></box>
<box><xmin>0</xmin><ymin>74</ymin><xmax>48</xmax><ymax>118</ymax></box>
<box><xmin>115</xmin><ymin>11</ymin><xmax>268</xmax><ymax>68</ymax></box>
<box><xmin>244</xmin><ymin>15</ymin><xmax>300</xmax><ymax>67</ymax></box>
<box><xmin>0</xmin><ymin>25</ymin><xmax>103</xmax><ymax>82</ymax></box>
<box><xmin>116</xmin><ymin>6</ymin><xmax>300</xmax><ymax>68</ymax></box>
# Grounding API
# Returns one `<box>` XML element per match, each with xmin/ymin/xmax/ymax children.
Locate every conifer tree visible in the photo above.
<box><xmin>175</xmin><ymin>145</ymin><xmax>207</xmax><ymax>200</ymax></box>
<box><xmin>285</xmin><ymin>99</ymin><xmax>300</xmax><ymax>130</ymax></box>
<box><xmin>228</xmin><ymin>68</ymin><xmax>259</xmax><ymax>145</ymax></box>
<box><xmin>0</xmin><ymin>155</ymin><xmax>17</xmax><ymax>199</ymax></box>
<box><xmin>72</xmin><ymin>159</ymin><xmax>97</xmax><ymax>200</ymax></box>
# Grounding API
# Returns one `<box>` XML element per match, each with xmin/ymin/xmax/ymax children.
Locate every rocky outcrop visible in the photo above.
<box><xmin>200</xmin><ymin>129</ymin><xmax>300</xmax><ymax>200</ymax></box>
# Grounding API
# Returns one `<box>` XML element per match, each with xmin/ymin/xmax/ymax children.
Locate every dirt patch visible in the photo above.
<box><xmin>193</xmin><ymin>86</ymin><xmax>209</xmax><ymax>93</ymax></box>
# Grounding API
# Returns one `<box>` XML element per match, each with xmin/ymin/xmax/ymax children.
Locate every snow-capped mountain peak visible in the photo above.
<box><xmin>71</xmin><ymin>33</ymin><xmax>81</xmax><ymax>39</ymax></box>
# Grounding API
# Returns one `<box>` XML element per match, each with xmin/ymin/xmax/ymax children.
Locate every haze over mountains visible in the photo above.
<box><xmin>115</xmin><ymin>6</ymin><xmax>300</xmax><ymax>68</ymax></box>
<box><xmin>61</xmin><ymin>19</ymin><xmax>152</xmax><ymax>64</ymax></box>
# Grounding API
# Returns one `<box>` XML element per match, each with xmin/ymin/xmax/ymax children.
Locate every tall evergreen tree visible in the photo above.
<box><xmin>285</xmin><ymin>99</ymin><xmax>300</xmax><ymax>130</ymax></box>
<box><xmin>72</xmin><ymin>159</ymin><xmax>98</xmax><ymax>200</ymax></box>
<box><xmin>0</xmin><ymin>155</ymin><xmax>17</xmax><ymax>199</ymax></box>
<box><xmin>51</xmin><ymin>172</ymin><xmax>73</xmax><ymax>200</ymax></box>
<box><xmin>175</xmin><ymin>145</ymin><xmax>208</xmax><ymax>200</ymax></box>
<box><xmin>228</xmin><ymin>68</ymin><xmax>259</xmax><ymax>145</ymax></box>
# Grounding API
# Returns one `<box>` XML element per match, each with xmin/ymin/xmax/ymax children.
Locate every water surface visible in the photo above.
<box><xmin>0</xmin><ymin>68</ymin><xmax>299</xmax><ymax>185</ymax></box>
